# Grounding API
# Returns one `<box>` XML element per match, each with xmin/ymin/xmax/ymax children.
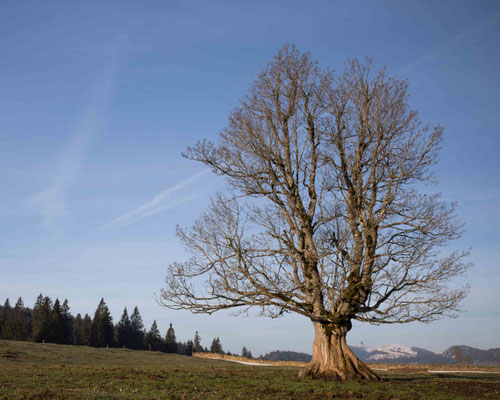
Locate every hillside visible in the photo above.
<box><xmin>441</xmin><ymin>345</ymin><xmax>500</xmax><ymax>366</ymax></box>
<box><xmin>351</xmin><ymin>344</ymin><xmax>455</xmax><ymax>364</ymax></box>
<box><xmin>1</xmin><ymin>340</ymin><xmax>500</xmax><ymax>399</ymax></box>
<box><xmin>263</xmin><ymin>344</ymin><xmax>500</xmax><ymax>366</ymax></box>
<box><xmin>261</xmin><ymin>350</ymin><xmax>312</xmax><ymax>363</ymax></box>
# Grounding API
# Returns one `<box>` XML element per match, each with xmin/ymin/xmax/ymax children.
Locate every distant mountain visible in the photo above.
<box><xmin>351</xmin><ymin>344</ymin><xmax>453</xmax><ymax>364</ymax></box>
<box><xmin>441</xmin><ymin>345</ymin><xmax>500</xmax><ymax>366</ymax></box>
<box><xmin>262</xmin><ymin>345</ymin><xmax>500</xmax><ymax>365</ymax></box>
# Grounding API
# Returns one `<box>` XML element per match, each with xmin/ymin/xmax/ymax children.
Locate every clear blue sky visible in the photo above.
<box><xmin>1</xmin><ymin>0</ymin><xmax>499</xmax><ymax>355</ymax></box>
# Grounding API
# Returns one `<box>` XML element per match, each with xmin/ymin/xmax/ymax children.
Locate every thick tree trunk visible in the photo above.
<box><xmin>299</xmin><ymin>321</ymin><xmax>380</xmax><ymax>381</ymax></box>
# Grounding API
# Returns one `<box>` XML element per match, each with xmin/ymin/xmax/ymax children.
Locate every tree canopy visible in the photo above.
<box><xmin>159</xmin><ymin>44</ymin><xmax>470</xmax><ymax>380</ymax></box>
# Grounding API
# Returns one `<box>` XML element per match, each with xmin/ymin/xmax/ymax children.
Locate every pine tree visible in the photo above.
<box><xmin>210</xmin><ymin>337</ymin><xmax>223</xmax><ymax>354</ymax></box>
<box><xmin>116</xmin><ymin>307</ymin><xmax>131</xmax><ymax>348</ymax></box>
<box><xmin>0</xmin><ymin>301</ymin><xmax>5</xmax><ymax>339</ymax></box>
<box><xmin>193</xmin><ymin>331</ymin><xmax>203</xmax><ymax>353</ymax></box>
<box><xmin>182</xmin><ymin>340</ymin><xmax>194</xmax><ymax>356</ymax></box>
<box><xmin>164</xmin><ymin>323</ymin><xmax>177</xmax><ymax>353</ymax></box>
<box><xmin>90</xmin><ymin>298</ymin><xmax>114</xmax><ymax>347</ymax></box>
<box><xmin>0</xmin><ymin>299</ymin><xmax>12</xmax><ymax>339</ymax></box>
<box><xmin>81</xmin><ymin>314</ymin><xmax>92</xmax><ymax>346</ymax></box>
<box><xmin>31</xmin><ymin>294</ymin><xmax>43</xmax><ymax>342</ymax></box>
<box><xmin>73</xmin><ymin>313</ymin><xmax>84</xmax><ymax>345</ymax></box>
<box><xmin>0</xmin><ymin>302</ymin><xmax>3</xmax><ymax>339</ymax></box>
<box><xmin>145</xmin><ymin>320</ymin><xmax>162</xmax><ymax>351</ymax></box>
<box><xmin>4</xmin><ymin>297</ymin><xmax>31</xmax><ymax>341</ymax></box>
<box><xmin>60</xmin><ymin>299</ymin><xmax>73</xmax><ymax>344</ymax></box>
<box><xmin>239</xmin><ymin>347</ymin><xmax>253</xmax><ymax>359</ymax></box>
<box><xmin>0</xmin><ymin>302</ymin><xmax>4</xmax><ymax>339</ymax></box>
<box><xmin>32</xmin><ymin>295</ymin><xmax>53</xmax><ymax>343</ymax></box>
<box><xmin>129</xmin><ymin>306</ymin><xmax>145</xmax><ymax>350</ymax></box>
<box><xmin>52</xmin><ymin>298</ymin><xmax>64</xmax><ymax>344</ymax></box>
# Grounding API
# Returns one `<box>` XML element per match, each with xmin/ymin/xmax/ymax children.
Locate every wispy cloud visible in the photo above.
<box><xmin>398</xmin><ymin>14</ymin><xmax>500</xmax><ymax>75</ymax></box>
<box><xmin>26</xmin><ymin>133</ymin><xmax>90</xmax><ymax>232</ymax></box>
<box><xmin>103</xmin><ymin>169</ymin><xmax>210</xmax><ymax>229</ymax></box>
<box><xmin>26</xmin><ymin>43</ymin><xmax>120</xmax><ymax>232</ymax></box>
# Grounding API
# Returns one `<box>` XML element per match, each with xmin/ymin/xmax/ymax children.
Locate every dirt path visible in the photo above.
<box><xmin>204</xmin><ymin>357</ymin><xmax>274</xmax><ymax>366</ymax></box>
<box><xmin>208</xmin><ymin>357</ymin><xmax>500</xmax><ymax>374</ymax></box>
<box><xmin>230</xmin><ymin>360</ymin><xmax>274</xmax><ymax>366</ymax></box>
<box><xmin>427</xmin><ymin>370</ymin><xmax>500</xmax><ymax>374</ymax></box>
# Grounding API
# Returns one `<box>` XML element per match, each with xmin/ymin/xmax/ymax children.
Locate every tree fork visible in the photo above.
<box><xmin>298</xmin><ymin>321</ymin><xmax>380</xmax><ymax>381</ymax></box>
<box><xmin>160</xmin><ymin>45</ymin><xmax>470</xmax><ymax>382</ymax></box>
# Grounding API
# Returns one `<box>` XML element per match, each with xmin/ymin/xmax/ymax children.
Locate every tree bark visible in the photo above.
<box><xmin>299</xmin><ymin>321</ymin><xmax>380</xmax><ymax>381</ymax></box>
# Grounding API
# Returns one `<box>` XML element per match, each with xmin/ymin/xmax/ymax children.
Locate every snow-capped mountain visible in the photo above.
<box><xmin>351</xmin><ymin>344</ymin><xmax>455</xmax><ymax>364</ymax></box>
<box><xmin>263</xmin><ymin>345</ymin><xmax>500</xmax><ymax>365</ymax></box>
<box><xmin>367</xmin><ymin>344</ymin><xmax>417</xmax><ymax>361</ymax></box>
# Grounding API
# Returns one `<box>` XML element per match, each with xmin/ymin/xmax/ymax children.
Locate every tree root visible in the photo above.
<box><xmin>298</xmin><ymin>362</ymin><xmax>381</xmax><ymax>381</ymax></box>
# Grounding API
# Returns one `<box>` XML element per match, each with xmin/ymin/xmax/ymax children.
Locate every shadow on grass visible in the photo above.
<box><xmin>384</xmin><ymin>373</ymin><xmax>500</xmax><ymax>382</ymax></box>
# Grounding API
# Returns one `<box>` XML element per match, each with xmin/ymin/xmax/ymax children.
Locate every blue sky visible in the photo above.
<box><xmin>1</xmin><ymin>0</ymin><xmax>499</xmax><ymax>355</ymax></box>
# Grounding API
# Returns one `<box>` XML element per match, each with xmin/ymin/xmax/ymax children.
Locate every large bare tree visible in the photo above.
<box><xmin>159</xmin><ymin>45</ymin><xmax>470</xmax><ymax>380</ymax></box>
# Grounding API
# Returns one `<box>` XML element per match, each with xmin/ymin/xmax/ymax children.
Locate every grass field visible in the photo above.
<box><xmin>1</xmin><ymin>340</ymin><xmax>499</xmax><ymax>399</ymax></box>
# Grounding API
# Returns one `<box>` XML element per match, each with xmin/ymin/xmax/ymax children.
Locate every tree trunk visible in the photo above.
<box><xmin>299</xmin><ymin>321</ymin><xmax>380</xmax><ymax>381</ymax></box>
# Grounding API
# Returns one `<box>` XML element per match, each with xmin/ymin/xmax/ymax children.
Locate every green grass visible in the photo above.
<box><xmin>1</xmin><ymin>340</ymin><xmax>499</xmax><ymax>399</ymax></box>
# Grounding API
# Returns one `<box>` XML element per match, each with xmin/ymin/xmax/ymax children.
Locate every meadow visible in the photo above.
<box><xmin>1</xmin><ymin>340</ymin><xmax>499</xmax><ymax>399</ymax></box>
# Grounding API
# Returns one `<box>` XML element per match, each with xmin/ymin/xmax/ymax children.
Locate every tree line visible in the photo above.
<box><xmin>0</xmin><ymin>295</ymin><xmax>253</xmax><ymax>357</ymax></box>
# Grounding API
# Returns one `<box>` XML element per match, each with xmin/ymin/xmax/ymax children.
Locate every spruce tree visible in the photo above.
<box><xmin>129</xmin><ymin>306</ymin><xmax>145</xmax><ymax>350</ymax></box>
<box><xmin>241</xmin><ymin>346</ymin><xmax>248</xmax><ymax>358</ymax></box>
<box><xmin>0</xmin><ymin>298</ymin><xmax>12</xmax><ymax>339</ymax></box>
<box><xmin>60</xmin><ymin>299</ymin><xmax>73</xmax><ymax>344</ymax></box>
<box><xmin>182</xmin><ymin>340</ymin><xmax>194</xmax><ymax>356</ymax></box>
<box><xmin>52</xmin><ymin>298</ymin><xmax>64</xmax><ymax>344</ymax></box>
<box><xmin>31</xmin><ymin>294</ymin><xmax>44</xmax><ymax>342</ymax></box>
<box><xmin>0</xmin><ymin>302</ymin><xmax>4</xmax><ymax>339</ymax></box>
<box><xmin>32</xmin><ymin>295</ymin><xmax>53</xmax><ymax>343</ymax></box>
<box><xmin>90</xmin><ymin>298</ymin><xmax>114</xmax><ymax>347</ymax></box>
<box><xmin>0</xmin><ymin>301</ymin><xmax>3</xmax><ymax>339</ymax></box>
<box><xmin>0</xmin><ymin>299</ymin><xmax>11</xmax><ymax>339</ymax></box>
<box><xmin>73</xmin><ymin>313</ymin><xmax>84</xmax><ymax>345</ymax></box>
<box><xmin>210</xmin><ymin>337</ymin><xmax>223</xmax><ymax>354</ymax></box>
<box><xmin>81</xmin><ymin>314</ymin><xmax>92</xmax><ymax>346</ymax></box>
<box><xmin>116</xmin><ymin>307</ymin><xmax>131</xmax><ymax>348</ymax></box>
<box><xmin>193</xmin><ymin>331</ymin><xmax>203</xmax><ymax>353</ymax></box>
<box><xmin>0</xmin><ymin>301</ymin><xmax>5</xmax><ymax>339</ymax></box>
<box><xmin>145</xmin><ymin>320</ymin><xmax>162</xmax><ymax>351</ymax></box>
<box><xmin>164</xmin><ymin>323</ymin><xmax>177</xmax><ymax>353</ymax></box>
<box><xmin>3</xmin><ymin>297</ymin><xmax>31</xmax><ymax>341</ymax></box>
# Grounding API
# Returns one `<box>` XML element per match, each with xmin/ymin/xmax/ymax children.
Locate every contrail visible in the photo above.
<box><xmin>103</xmin><ymin>169</ymin><xmax>210</xmax><ymax>229</ymax></box>
<box><xmin>398</xmin><ymin>13</ymin><xmax>499</xmax><ymax>75</ymax></box>
<box><xmin>26</xmin><ymin>43</ymin><xmax>120</xmax><ymax>232</ymax></box>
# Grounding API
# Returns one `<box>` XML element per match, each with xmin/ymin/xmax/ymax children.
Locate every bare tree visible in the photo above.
<box><xmin>159</xmin><ymin>45</ymin><xmax>470</xmax><ymax>380</ymax></box>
